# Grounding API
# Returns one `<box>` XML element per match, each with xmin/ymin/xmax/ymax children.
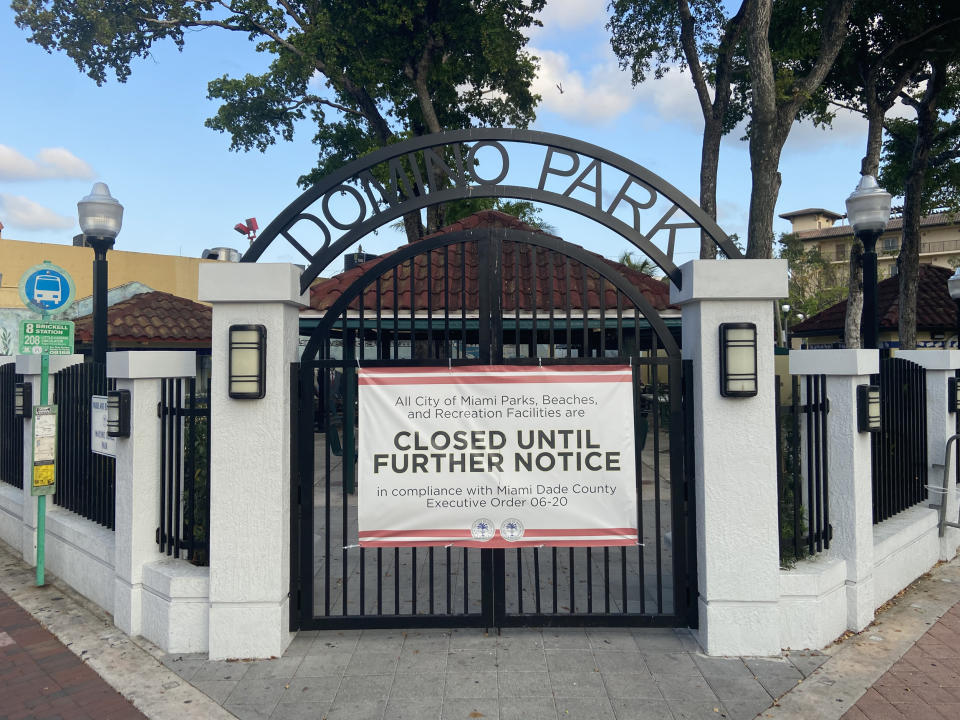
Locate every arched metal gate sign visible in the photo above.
<box><xmin>241</xmin><ymin>129</ymin><xmax>741</xmax><ymax>631</ymax></box>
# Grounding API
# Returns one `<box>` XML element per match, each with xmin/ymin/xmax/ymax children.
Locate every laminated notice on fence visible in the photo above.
<box><xmin>357</xmin><ymin>365</ymin><xmax>638</xmax><ymax>548</ymax></box>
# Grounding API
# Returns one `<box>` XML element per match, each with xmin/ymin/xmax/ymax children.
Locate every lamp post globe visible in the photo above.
<box><xmin>845</xmin><ymin>175</ymin><xmax>891</xmax><ymax>350</ymax></box>
<box><xmin>78</xmin><ymin>182</ymin><xmax>123</xmax><ymax>365</ymax></box>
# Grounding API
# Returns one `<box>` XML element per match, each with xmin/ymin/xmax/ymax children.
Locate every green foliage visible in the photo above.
<box><xmin>13</xmin><ymin>0</ymin><xmax>544</xmax><ymax>191</ymax></box>
<box><xmin>617</xmin><ymin>250</ymin><xmax>662</xmax><ymax>277</ymax></box>
<box><xmin>777</xmin><ymin>396</ymin><xmax>808</xmax><ymax>567</ymax></box>
<box><xmin>441</xmin><ymin>199</ymin><xmax>557</xmax><ymax>234</ymax></box>
<box><xmin>880</xmin><ymin>112</ymin><xmax>960</xmax><ymax>213</ymax></box>
<box><xmin>777</xmin><ymin>232</ymin><xmax>847</xmax><ymax>319</ymax></box>
<box><xmin>607</xmin><ymin>0</ymin><xmax>749</xmax><ymax>135</ymax></box>
<box><xmin>183</xmin><ymin>405</ymin><xmax>209</xmax><ymax>566</ymax></box>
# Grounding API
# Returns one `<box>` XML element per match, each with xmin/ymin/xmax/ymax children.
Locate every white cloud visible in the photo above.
<box><xmin>534</xmin><ymin>0</ymin><xmax>607</xmax><ymax>32</ymax></box>
<box><xmin>0</xmin><ymin>145</ymin><xmax>94</xmax><ymax>181</ymax></box>
<box><xmin>630</xmin><ymin>66</ymin><xmax>705</xmax><ymax>131</ymax></box>
<box><xmin>0</xmin><ymin>194</ymin><xmax>75</xmax><ymax>230</ymax></box>
<box><xmin>532</xmin><ymin>47</ymin><xmax>637</xmax><ymax>126</ymax></box>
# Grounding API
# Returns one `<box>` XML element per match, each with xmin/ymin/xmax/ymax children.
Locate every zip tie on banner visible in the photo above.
<box><xmin>925</xmin><ymin>484</ymin><xmax>948</xmax><ymax>494</ymax></box>
<box><xmin>356</xmin><ymin>357</ymin><xmax>360</xmax><ymax>369</ymax></box>
<box><xmin>449</xmin><ymin>358</ymin><xmax>452</xmax><ymax>371</ymax></box>
<box><xmin>539</xmin><ymin>357</ymin><xmax>542</xmax><ymax>367</ymax></box>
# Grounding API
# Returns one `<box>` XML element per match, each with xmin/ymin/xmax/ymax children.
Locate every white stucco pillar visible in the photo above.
<box><xmin>896</xmin><ymin>350</ymin><xmax>960</xmax><ymax>560</ymax></box>
<box><xmin>108</xmin><ymin>351</ymin><xmax>197</xmax><ymax>637</ymax></box>
<box><xmin>671</xmin><ymin>259</ymin><xmax>787</xmax><ymax>656</ymax></box>
<box><xmin>791</xmin><ymin>350</ymin><xmax>879</xmax><ymax>631</ymax></box>
<box><xmin>14</xmin><ymin>354</ymin><xmax>84</xmax><ymax>566</ymax></box>
<box><xmin>199</xmin><ymin>263</ymin><xmax>306</xmax><ymax>660</ymax></box>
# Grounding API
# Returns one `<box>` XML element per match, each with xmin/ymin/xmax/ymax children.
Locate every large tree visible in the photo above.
<box><xmin>13</xmin><ymin>0</ymin><xmax>544</xmax><ymax>240</ymax></box>
<box><xmin>880</xmin><ymin>63</ymin><xmax>960</xmax><ymax>348</ymax></box>
<box><xmin>821</xmin><ymin>0</ymin><xmax>960</xmax><ymax>347</ymax></box>
<box><xmin>743</xmin><ymin>0</ymin><xmax>854</xmax><ymax>259</ymax></box>
<box><xmin>607</xmin><ymin>0</ymin><xmax>748</xmax><ymax>259</ymax></box>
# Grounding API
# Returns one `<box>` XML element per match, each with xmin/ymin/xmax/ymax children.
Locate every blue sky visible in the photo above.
<box><xmin>0</xmin><ymin>0</ymin><xmax>887</xmax><ymax>271</ymax></box>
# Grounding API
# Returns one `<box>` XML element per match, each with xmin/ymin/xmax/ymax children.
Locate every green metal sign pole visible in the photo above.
<box><xmin>37</xmin><ymin>349</ymin><xmax>48</xmax><ymax>587</ymax></box>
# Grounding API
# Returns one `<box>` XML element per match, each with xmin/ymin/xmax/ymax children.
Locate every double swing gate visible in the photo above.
<box><xmin>292</xmin><ymin>228</ymin><xmax>696</xmax><ymax>630</ymax></box>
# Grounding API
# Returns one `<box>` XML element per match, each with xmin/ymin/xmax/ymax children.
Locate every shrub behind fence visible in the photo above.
<box><xmin>776</xmin><ymin>374</ymin><xmax>831</xmax><ymax>564</ymax></box>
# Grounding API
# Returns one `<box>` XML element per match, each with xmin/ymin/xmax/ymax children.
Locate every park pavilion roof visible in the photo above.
<box><xmin>74</xmin><ymin>290</ymin><xmax>211</xmax><ymax>345</ymax></box>
<box><xmin>791</xmin><ymin>265</ymin><xmax>958</xmax><ymax>337</ymax></box>
<box><xmin>309</xmin><ymin>211</ymin><xmax>673</xmax><ymax>315</ymax></box>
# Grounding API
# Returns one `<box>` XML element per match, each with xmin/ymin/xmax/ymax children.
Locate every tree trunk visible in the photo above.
<box><xmin>699</xmin><ymin>119</ymin><xmax>721</xmax><ymax>259</ymax></box>
<box><xmin>743</xmin><ymin>0</ymin><xmax>852</xmax><ymax>258</ymax></box>
<box><xmin>898</xmin><ymin>58</ymin><xmax>948</xmax><ymax>350</ymax></box>
<box><xmin>844</xmin><ymin>241</ymin><xmax>864</xmax><ymax>347</ymax></box>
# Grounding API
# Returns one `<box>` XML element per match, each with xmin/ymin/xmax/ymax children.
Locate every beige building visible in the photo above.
<box><xmin>0</xmin><ymin>236</ymin><xmax>215</xmax><ymax>308</ymax></box>
<box><xmin>780</xmin><ymin>208</ymin><xmax>960</xmax><ymax>279</ymax></box>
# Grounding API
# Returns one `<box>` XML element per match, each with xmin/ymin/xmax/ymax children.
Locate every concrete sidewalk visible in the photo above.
<box><xmin>2</xmin><ymin>536</ymin><xmax>959</xmax><ymax>720</ymax></box>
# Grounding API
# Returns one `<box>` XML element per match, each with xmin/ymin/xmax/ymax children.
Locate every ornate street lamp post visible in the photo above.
<box><xmin>77</xmin><ymin>183</ymin><xmax>123</xmax><ymax>365</ymax></box>
<box><xmin>948</xmin><ymin>268</ymin><xmax>960</xmax><ymax>349</ymax></box>
<box><xmin>845</xmin><ymin>175</ymin><xmax>892</xmax><ymax>350</ymax></box>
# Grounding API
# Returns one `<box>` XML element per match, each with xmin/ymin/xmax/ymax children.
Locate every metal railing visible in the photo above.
<box><xmin>158</xmin><ymin>377</ymin><xmax>210</xmax><ymax>566</ymax></box>
<box><xmin>776</xmin><ymin>374</ymin><xmax>831</xmax><ymax>563</ymax></box>
<box><xmin>53</xmin><ymin>362</ymin><xmax>115</xmax><ymax>529</ymax></box>
<box><xmin>871</xmin><ymin>357</ymin><xmax>928</xmax><ymax>524</ymax></box>
<box><xmin>0</xmin><ymin>364</ymin><xmax>24</xmax><ymax>489</ymax></box>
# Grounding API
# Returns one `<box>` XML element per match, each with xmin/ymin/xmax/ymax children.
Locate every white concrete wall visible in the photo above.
<box><xmin>200</xmin><ymin>263</ymin><xmax>306</xmax><ymax>660</ymax></box>
<box><xmin>672</xmin><ymin>259</ymin><xmax>787</xmax><ymax>656</ymax></box>
<box><xmin>778</xmin><ymin>348</ymin><xmax>959</xmax><ymax>649</ymax></box>
<box><xmin>44</xmin><ymin>506</ymin><xmax>116</xmax><ymax>613</ymax></box>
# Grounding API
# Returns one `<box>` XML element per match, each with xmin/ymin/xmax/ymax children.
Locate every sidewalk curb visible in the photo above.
<box><xmin>756</xmin><ymin>552</ymin><xmax>960</xmax><ymax>719</ymax></box>
<box><xmin>0</xmin><ymin>540</ymin><xmax>235</xmax><ymax>720</ymax></box>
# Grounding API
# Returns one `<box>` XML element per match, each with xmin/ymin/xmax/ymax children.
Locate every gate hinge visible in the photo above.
<box><xmin>155</xmin><ymin>526</ymin><xmax>160</xmax><ymax>544</ymax></box>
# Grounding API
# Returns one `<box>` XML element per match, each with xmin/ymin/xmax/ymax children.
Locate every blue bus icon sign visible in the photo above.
<box><xmin>19</xmin><ymin>263</ymin><xmax>76</xmax><ymax>315</ymax></box>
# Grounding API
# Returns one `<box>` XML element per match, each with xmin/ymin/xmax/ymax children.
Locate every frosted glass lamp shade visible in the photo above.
<box><xmin>229</xmin><ymin>325</ymin><xmax>266</xmax><ymax>399</ymax></box>
<box><xmin>719</xmin><ymin>323</ymin><xmax>758</xmax><ymax>397</ymax></box>
<box><xmin>845</xmin><ymin>175</ymin><xmax>891</xmax><ymax>235</ymax></box>
<box><xmin>78</xmin><ymin>182</ymin><xmax>123</xmax><ymax>238</ymax></box>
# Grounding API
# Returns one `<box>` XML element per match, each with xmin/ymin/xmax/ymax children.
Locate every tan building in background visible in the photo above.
<box><xmin>0</xmin><ymin>237</ymin><xmax>213</xmax><ymax>307</ymax></box>
<box><xmin>780</xmin><ymin>208</ymin><xmax>960</xmax><ymax>279</ymax></box>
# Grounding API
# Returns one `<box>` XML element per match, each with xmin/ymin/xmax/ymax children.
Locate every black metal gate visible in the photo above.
<box><xmin>53</xmin><ymin>362</ymin><xmax>116</xmax><ymax>529</ymax></box>
<box><xmin>293</xmin><ymin>227</ymin><xmax>695</xmax><ymax>630</ymax></box>
<box><xmin>0</xmin><ymin>363</ymin><xmax>24</xmax><ymax>489</ymax></box>
<box><xmin>871</xmin><ymin>357</ymin><xmax>928</xmax><ymax>524</ymax></box>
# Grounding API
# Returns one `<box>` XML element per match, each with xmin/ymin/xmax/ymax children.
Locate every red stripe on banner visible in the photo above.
<box><xmin>521</xmin><ymin>527</ymin><xmax>637</xmax><ymax>536</ymax></box>
<box><xmin>358</xmin><ymin>374</ymin><xmax>631</xmax><ymax>386</ymax></box>
<box><xmin>360</xmin><ymin>527</ymin><xmax>636</xmax><ymax>538</ymax></box>
<box><xmin>359</xmin><ymin>529</ymin><xmax>473</xmax><ymax>538</ymax></box>
<box><xmin>359</xmin><ymin>365</ymin><xmax>629</xmax><ymax>376</ymax></box>
<box><xmin>359</xmin><ymin>538</ymin><xmax>638</xmax><ymax>548</ymax></box>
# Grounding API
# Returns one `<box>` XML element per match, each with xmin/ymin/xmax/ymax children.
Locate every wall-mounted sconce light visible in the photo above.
<box><xmin>107</xmin><ymin>389</ymin><xmax>130</xmax><ymax>437</ymax></box>
<box><xmin>229</xmin><ymin>324</ymin><xmax>266</xmax><ymax>399</ymax></box>
<box><xmin>857</xmin><ymin>384</ymin><xmax>881</xmax><ymax>433</ymax></box>
<box><xmin>950</xmin><ymin>377</ymin><xmax>960</xmax><ymax>414</ymax></box>
<box><xmin>14</xmin><ymin>382</ymin><xmax>31</xmax><ymax>418</ymax></box>
<box><xmin>719</xmin><ymin>323</ymin><xmax>758</xmax><ymax>397</ymax></box>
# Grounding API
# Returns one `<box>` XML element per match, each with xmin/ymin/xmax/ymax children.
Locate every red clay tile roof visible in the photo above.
<box><xmin>792</xmin><ymin>265</ymin><xmax>958</xmax><ymax>335</ymax></box>
<box><xmin>310</xmin><ymin>210</ymin><xmax>672</xmax><ymax>313</ymax></box>
<box><xmin>74</xmin><ymin>291</ymin><xmax>211</xmax><ymax>345</ymax></box>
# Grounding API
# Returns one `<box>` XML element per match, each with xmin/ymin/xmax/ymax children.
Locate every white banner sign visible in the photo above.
<box><xmin>90</xmin><ymin>395</ymin><xmax>117</xmax><ymax>458</ymax></box>
<box><xmin>358</xmin><ymin>365</ymin><xmax>638</xmax><ymax>548</ymax></box>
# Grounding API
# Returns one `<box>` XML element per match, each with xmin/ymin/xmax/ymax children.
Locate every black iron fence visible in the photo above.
<box><xmin>871</xmin><ymin>357</ymin><xmax>927</xmax><ymax>524</ymax></box>
<box><xmin>776</xmin><ymin>374</ymin><xmax>831</xmax><ymax>564</ymax></box>
<box><xmin>158</xmin><ymin>378</ymin><xmax>210</xmax><ymax>566</ymax></box>
<box><xmin>53</xmin><ymin>362</ymin><xmax>115</xmax><ymax>529</ymax></box>
<box><xmin>0</xmin><ymin>364</ymin><xmax>24</xmax><ymax>489</ymax></box>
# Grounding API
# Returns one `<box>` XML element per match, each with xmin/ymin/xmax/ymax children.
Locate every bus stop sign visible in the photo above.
<box><xmin>19</xmin><ymin>262</ymin><xmax>76</xmax><ymax>315</ymax></box>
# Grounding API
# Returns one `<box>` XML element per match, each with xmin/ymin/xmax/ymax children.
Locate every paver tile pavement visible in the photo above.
<box><xmin>0</xmin><ymin>588</ymin><xmax>146</xmax><ymax>720</ymax></box>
